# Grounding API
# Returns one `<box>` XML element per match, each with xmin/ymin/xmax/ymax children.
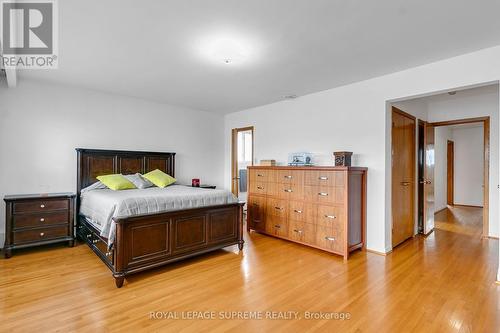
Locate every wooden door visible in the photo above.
<box><xmin>422</xmin><ymin>123</ymin><xmax>435</xmax><ymax>234</ymax></box>
<box><xmin>392</xmin><ymin>108</ymin><xmax>416</xmax><ymax>247</ymax></box>
<box><xmin>447</xmin><ymin>140</ymin><xmax>454</xmax><ymax>205</ymax></box>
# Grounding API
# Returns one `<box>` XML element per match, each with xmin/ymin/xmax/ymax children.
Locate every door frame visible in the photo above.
<box><xmin>431</xmin><ymin>116</ymin><xmax>490</xmax><ymax>238</ymax></box>
<box><xmin>231</xmin><ymin>126</ymin><xmax>254</xmax><ymax>197</ymax></box>
<box><xmin>417</xmin><ymin>120</ymin><xmax>425</xmax><ymax>234</ymax></box>
<box><xmin>447</xmin><ymin>140</ymin><xmax>454</xmax><ymax>205</ymax></box>
<box><xmin>391</xmin><ymin>107</ymin><xmax>416</xmax><ymax>247</ymax></box>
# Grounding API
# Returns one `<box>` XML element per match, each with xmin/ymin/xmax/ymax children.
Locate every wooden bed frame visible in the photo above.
<box><xmin>76</xmin><ymin>148</ymin><xmax>244</xmax><ymax>288</ymax></box>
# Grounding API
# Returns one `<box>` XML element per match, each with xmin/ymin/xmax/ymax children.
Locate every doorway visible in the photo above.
<box><xmin>392</xmin><ymin>107</ymin><xmax>416</xmax><ymax>247</ymax></box>
<box><xmin>417</xmin><ymin>120</ymin><xmax>435</xmax><ymax>235</ymax></box>
<box><xmin>432</xmin><ymin>117</ymin><xmax>489</xmax><ymax>237</ymax></box>
<box><xmin>231</xmin><ymin>126</ymin><xmax>254</xmax><ymax>202</ymax></box>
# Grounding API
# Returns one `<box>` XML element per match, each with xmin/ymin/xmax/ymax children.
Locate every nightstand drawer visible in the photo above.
<box><xmin>13</xmin><ymin>199</ymin><xmax>69</xmax><ymax>213</ymax></box>
<box><xmin>13</xmin><ymin>211</ymin><xmax>69</xmax><ymax>229</ymax></box>
<box><xmin>13</xmin><ymin>225</ymin><xmax>69</xmax><ymax>244</ymax></box>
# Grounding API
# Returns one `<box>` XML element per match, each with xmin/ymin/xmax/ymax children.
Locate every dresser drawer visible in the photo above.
<box><xmin>265</xmin><ymin>216</ymin><xmax>288</xmax><ymax>238</ymax></box>
<box><xmin>288</xmin><ymin>201</ymin><xmax>315</xmax><ymax>223</ymax></box>
<box><xmin>289</xmin><ymin>221</ymin><xmax>316</xmax><ymax>244</ymax></box>
<box><xmin>13</xmin><ymin>225</ymin><xmax>69</xmax><ymax>245</ymax></box>
<box><xmin>277</xmin><ymin>170</ymin><xmax>303</xmax><ymax>185</ymax></box>
<box><xmin>13</xmin><ymin>199</ymin><xmax>69</xmax><ymax>214</ymax></box>
<box><xmin>266</xmin><ymin>198</ymin><xmax>288</xmax><ymax>218</ymax></box>
<box><xmin>304</xmin><ymin>186</ymin><xmax>345</xmax><ymax>205</ymax></box>
<box><xmin>276</xmin><ymin>183</ymin><xmax>304</xmax><ymax>201</ymax></box>
<box><xmin>315</xmin><ymin>225</ymin><xmax>344</xmax><ymax>254</ymax></box>
<box><xmin>13</xmin><ymin>211</ymin><xmax>69</xmax><ymax>229</ymax></box>
<box><xmin>305</xmin><ymin>171</ymin><xmax>346</xmax><ymax>187</ymax></box>
<box><xmin>316</xmin><ymin>205</ymin><xmax>345</xmax><ymax>228</ymax></box>
<box><xmin>249</xmin><ymin>169</ymin><xmax>275</xmax><ymax>183</ymax></box>
<box><xmin>249</xmin><ymin>182</ymin><xmax>268</xmax><ymax>195</ymax></box>
<box><xmin>248</xmin><ymin>196</ymin><xmax>266</xmax><ymax>231</ymax></box>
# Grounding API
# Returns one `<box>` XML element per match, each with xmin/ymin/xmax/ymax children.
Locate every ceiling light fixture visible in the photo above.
<box><xmin>197</xmin><ymin>32</ymin><xmax>259</xmax><ymax>66</ymax></box>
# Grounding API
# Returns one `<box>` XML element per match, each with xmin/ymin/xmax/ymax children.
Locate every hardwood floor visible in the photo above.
<box><xmin>1</xmin><ymin>206</ymin><xmax>498</xmax><ymax>332</ymax></box>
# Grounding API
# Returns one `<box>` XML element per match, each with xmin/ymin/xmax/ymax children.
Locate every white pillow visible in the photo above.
<box><xmin>124</xmin><ymin>173</ymin><xmax>155</xmax><ymax>189</ymax></box>
<box><xmin>81</xmin><ymin>181</ymin><xmax>108</xmax><ymax>193</ymax></box>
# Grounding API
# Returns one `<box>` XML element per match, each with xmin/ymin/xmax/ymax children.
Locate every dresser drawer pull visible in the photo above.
<box><xmin>318</xmin><ymin>176</ymin><xmax>329</xmax><ymax>180</ymax></box>
<box><xmin>40</xmin><ymin>232</ymin><xmax>45</xmax><ymax>237</ymax></box>
<box><xmin>274</xmin><ymin>206</ymin><xmax>284</xmax><ymax>211</ymax></box>
<box><xmin>86</xmin><ymin>234</ymin><xmax>92</xmax><ymax>239</ymax></box>
<box><xmin>257</xmin><ymin>174</ymin><xmax>265</xmax><ymax>177</ymax></box>
<box><xmin>252</xmin><ymin>203</ymin><xmax>259</xmax><ymax>207</ymax></box>
<box><xmin>253</xmin><ymin>219</ymin><xmax>261</xmax><ymax>223</ymax></box>
<box><xmin>40</xmin><ymin>218</ymin><xmax>45</xmax><ymax>222</ymax></box>
<box><xmin>318</xmin><ymin>192</ymin><xmax>329</xmax><ymax>196</ymax></box>
<box><xmin>257</xmin><ymin>186</ymin><xmax>264</xmax><ymax>190</ymax></box>
<box><xmin>40</xmin><ymin>204</ymin><xmax>45</xmax><ymax>208</ymax></box>
<box><xmin>283</xmin><ymin>189</ymin><xmax>293</xmax><ymax>193</ymax></box>
<box><xmin>284</xmin><ymin>175</ymin><xmax>292</xmax><ymax>179</ymax></box>
<box><xmin>324</xmin><ymin>215</ymin><xmax>336</xmax><ymax>219</ymax></box>
<box><xmin>293</xmin><ymin>209</ymin><xmax>303</xmax><ymax>214</ymax></box>
<box><xmin>325</xmin><ymin>236</ymin><xmax>335</xmax><ymax>241</ymax></box>
<box><xmin>105</xmin><ymin>251</ymin><xmax>112</xmax><ymax>257</ymax></box>
<box><xmin>92</xmin><ymin>239</ymin><xmax>99</xmax><ymax>244</ymax></box>
<box><xmin>274</xmin><ymin>225</ymin><xmax>281</xmax><ymax>229</ymax></box>
<box><xmin>293</xmin><ymin>229</ymin><xmax>303</xmax><ymax>234</ymax></box>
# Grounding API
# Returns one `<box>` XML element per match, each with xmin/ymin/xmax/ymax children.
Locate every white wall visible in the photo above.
<box><xmin>0</xmin><ymin>81</ymin><xmax>225</xmax><ymax>248</ymax></box>
<box><xmin>452</xmin><ymin>126</ymin><xmax>484</xmax><ymax>206</ymax></box>
<box><xmin>434</xmin><ymin>127</ymin><xmax>453</xmax><ymax>212</ymax></box>
<box><xmin>224</xmin><ymin>45</ymin><xmax>500</xmax><ymax>259</ymax></box>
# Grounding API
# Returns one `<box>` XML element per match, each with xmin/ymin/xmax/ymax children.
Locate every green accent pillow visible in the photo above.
<box><xmin>143</xmin><ymin>169</ymin><xmax>176</xmax><ymax>188</ymax></box>
<box><xmin>96</xmin><ymin>174</ymin><xmax>137</xmax><ymax>191</ymax></box>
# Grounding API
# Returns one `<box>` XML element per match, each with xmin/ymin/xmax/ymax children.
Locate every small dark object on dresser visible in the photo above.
<box><xmin>334</xmin><ymin>151</ymin><xmax>353</xmax><ymax>166</ymax></box>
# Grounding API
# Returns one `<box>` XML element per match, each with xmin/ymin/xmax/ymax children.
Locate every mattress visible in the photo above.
<box><xmin>79</xmin><ymin>185</ymin><xmax>238</xmax><ymax>246</ymax></box>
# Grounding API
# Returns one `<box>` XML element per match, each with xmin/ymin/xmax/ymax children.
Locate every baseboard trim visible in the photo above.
<box><xmin>482</xmin><ymin>235</ymin><xmax>499</xmax><ymax>240</ymax></box>
<box><xmin>366</xmin><ymin>248</ymin><xmax>392</xmax><ymax>256</ymax></box>
<box><xmin>452</xmin><ymin>204</ymin><xmax>484</xmax><ymax>209</ymax></box>
<box><xmin>434</xmin><ymin>207</ymin><xmax>448</xmax><ymax>215</ymax></box>
<box><xmin>423</xmin><ymin>228</ymin><xmax>434</xmax><ymax>236</ymax></box>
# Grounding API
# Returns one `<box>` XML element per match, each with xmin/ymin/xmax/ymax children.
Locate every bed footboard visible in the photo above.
<box><xmin>79</xmin><ymin>203</ymin><xmax>244</xmax><ymax>288</ymax></box>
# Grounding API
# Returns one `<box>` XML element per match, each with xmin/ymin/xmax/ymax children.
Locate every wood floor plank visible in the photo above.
<box><xmin>0</xmin><ymin>206</ymin><xmax>498</xmax><ymax>332</ymax></box>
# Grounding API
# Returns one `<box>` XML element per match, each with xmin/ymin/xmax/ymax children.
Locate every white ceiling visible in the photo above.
<box><xmin>18</xmin><ymin>0</ymin><xmax>500</xmax><ymax>114</ymax></box>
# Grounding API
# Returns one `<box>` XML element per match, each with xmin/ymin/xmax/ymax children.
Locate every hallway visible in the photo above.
<box><xmin>434</xmin><ymin>206</ymin><xmax>484</xmax><ymax>237</ymax></box>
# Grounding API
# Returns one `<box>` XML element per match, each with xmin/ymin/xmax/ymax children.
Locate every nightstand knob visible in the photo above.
<box><xmin>40</xmin><ymin>204</ymin><xmax>45</xmax><ymax>208</ymax></box>
<box><xmin>40</xmin><ymin>232</ymin><xmax>45</xmax><ymax>237</ymax></box>
<box><xmin>40</xmin><ymin>218</ymin><xmax>45</xmax><ymax>222</ymax></box>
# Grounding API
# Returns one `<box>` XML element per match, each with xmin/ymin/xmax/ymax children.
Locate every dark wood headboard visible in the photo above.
<box><xmin>76</xmin><ymin>148</ymin><xmax>176</xmax><ymax>196</ymax></box>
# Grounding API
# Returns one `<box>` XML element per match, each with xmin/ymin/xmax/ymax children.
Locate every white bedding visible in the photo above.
<box><xmin>79</xmin><ymin>185</ymin><xmax>238</xmax><ymax>246</ymax></box>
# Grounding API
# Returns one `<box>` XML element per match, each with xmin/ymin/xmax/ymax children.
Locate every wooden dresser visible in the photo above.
<box><xmin>4</xmin><ymin>193</ymin><xmax>75</xmax><ymax>258</ymax></box>
<box><xmin>247</xmin><ymin>166</ymin><xmax>367</xmax><ymax>259</ymax></box>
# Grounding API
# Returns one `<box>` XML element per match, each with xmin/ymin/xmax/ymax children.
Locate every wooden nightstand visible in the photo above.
<box><xmin>3</xmin><ymin>193</ymin><xmax>76</xmax><ymax>258</ymax></box>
